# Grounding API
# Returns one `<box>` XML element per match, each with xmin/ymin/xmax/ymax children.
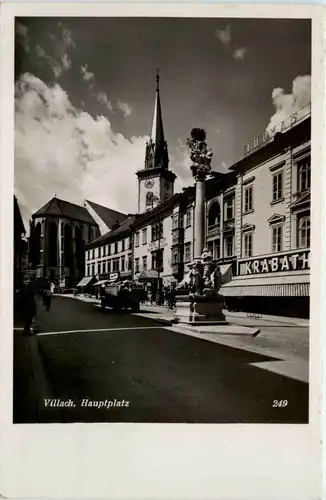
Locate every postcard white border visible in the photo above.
<box><xmin>0</xmin><ymin>3</ymin><xmax>323</xmax><ymax>499</ymax></box>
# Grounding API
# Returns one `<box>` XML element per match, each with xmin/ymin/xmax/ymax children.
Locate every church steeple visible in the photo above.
<box><xmin>137</xmin><ymin>71</ymin><xmax>176</xmax><ymax>214</ymax></box>
<box><xmin>145</xmin><ymin>70</ymin><xmax>169</xmax><ymax>170</ymax></box>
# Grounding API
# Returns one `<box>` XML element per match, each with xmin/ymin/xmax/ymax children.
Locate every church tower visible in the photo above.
<box><xmin>137</xmin><ymin>71</ymin><xmax>176</xmax><ymax>213</ymax></box>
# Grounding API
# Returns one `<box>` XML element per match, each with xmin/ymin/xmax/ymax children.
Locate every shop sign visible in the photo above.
<box><xmin>240</xmin><ymin>250</ymin><xmax>310</xmax><ymax>275</ymax></box>
<box><xmin>244</xmin><ymin>104</ymin><xmax>311</xmax><ymax>156</ymax></box>
<box><xmin>120</xmin><ymin>270</ymin><xmax>132</xmax><ymax>277</ymax></box>
<box><xmin>109</xmin><ymin>272</ymin><xmax>119</xmax><ymax>281</ymax></box>
<box><xmin>148</xmin><ymin>237</ymin><xmax>168</xmax><ymax>252</ymax></box>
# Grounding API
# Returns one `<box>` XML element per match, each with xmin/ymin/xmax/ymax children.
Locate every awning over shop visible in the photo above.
<box><xmin>94</xmin><ymin>279</ymin><xmax>110</xmax><ymax>287</ymax></box>
<box><xmin>221</xmin><ymin>275</ymin><xmax>310</xmax><ymax>297</ymax></box>
<box><xmin>137</xmin><ymin>270</ymin><xmax>159</xmax><ymax>280</ymax></box>
<box><xmin>219</xmin><ymin>264</ymin><xmax>233</xmax><ymax>284</ymax></box>
<box><xmin>77</xmin><ymin>276</ymin><xmax>94</xmax><ymax>287</ymax></box>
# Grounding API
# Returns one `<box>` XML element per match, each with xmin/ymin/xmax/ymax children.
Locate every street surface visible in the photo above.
<box><xmin>14</xmin><ymin>296</ymin><xmax>309</xmax><ymax>423</ymax></box>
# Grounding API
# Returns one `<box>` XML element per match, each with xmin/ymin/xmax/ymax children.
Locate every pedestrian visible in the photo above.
<box><xmin>43</xmin><ymin>285</ymin><xmax>52</xmax><ymax>312</ymax></box>
<box><xmin>20</xmin><ymin>282</ymin><xmax>37</xmax><ymax>336</ymax></box>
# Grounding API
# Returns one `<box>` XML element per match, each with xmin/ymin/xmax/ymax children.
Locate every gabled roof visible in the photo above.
<box><xmin>86</xmin><ymin>215</ymin><xmax>136</xmax><ymax>248</ymax></box>
<box><xmin>85</xmin><ymin>200</ymin><xmax>128</xmax><ymax>229</ymax></box>
<box><xmin>33</xmin><ymin>197</ymin><xmax>97</xmax><ymax>225</ymax></box>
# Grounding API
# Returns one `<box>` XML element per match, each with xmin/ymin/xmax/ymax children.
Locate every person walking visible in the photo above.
<box><xmin>43</xmin><ymin>284</ymin><xmax>53</xmax><ymax>312</ymax></box>
<box><xmin>20</xmin><ymin>282</ymin><xmax>37</xmax><ymax>336</ymax></box>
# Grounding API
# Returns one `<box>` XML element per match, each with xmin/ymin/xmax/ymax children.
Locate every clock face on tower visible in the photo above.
<box><xmin>145</xmin><ymin>179</ymin><xmax>154</xmax><ymax>189</ymax></box>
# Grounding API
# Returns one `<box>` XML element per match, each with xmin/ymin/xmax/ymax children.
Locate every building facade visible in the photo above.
<box><xmin>221</xmin><ymin>105</ymin><xmax>311</xmax><ymax>317</ymax></box>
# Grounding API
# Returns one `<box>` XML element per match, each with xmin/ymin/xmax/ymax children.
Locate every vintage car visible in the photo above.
<box><xmin>100</xmin><ymin>280</ymin><xmax>142</xmax><ymax>313</ymax></box>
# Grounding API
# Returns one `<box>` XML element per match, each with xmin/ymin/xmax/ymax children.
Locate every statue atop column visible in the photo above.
<box><xmin>186</xmin><ymin>128</ymin><xmax>213</xmax><ymax>181</ymax></box>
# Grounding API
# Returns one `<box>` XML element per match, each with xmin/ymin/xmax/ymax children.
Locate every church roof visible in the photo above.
<box><xmin>33</xmin><ymin>197</ymin><xmax>98</xmax><ymax>225</ymax></box>
<box><xmin>86</xmin><ymin>215</ymin><xmax>136</xmax><ymax>248</ymax></box>
<box><xmin>85</xmin><ymin>200</ymin><xmax>128</xmax><ymax>229</ymax></box>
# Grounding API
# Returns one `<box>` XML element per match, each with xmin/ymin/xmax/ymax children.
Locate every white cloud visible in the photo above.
<box><xmin>117</xmin><ymin>100</ymin><xmax>132</xmax><ymax>117</ymax></box>
<box><xmin>15</xmin><ymin>73</ymin><xmax>148</xmax><ymax>229</ymax></box>
<box><xmin>215</xmin><ymin>25</ymin><xmax>247</xmax><ymax>61</ymax></box>
<box><xmin>232</xmin><ymin>47</ymin><xmax>247</xmax><ymax>61</ymax></box>
<box><xmin>266</xmin><ymin>75</ymin><xmax>311</xmax><ymax>132</ymax></box>
<box><xmin>33</xmin><ymin>25</ymin><xmax>74</xmax><ymax>80</ymax></box>
<box><xmin>81</xmin><ymin>64</ymin><xmax>95</xmax><ymax>88</ymax></box>
<box><xmin>172</xmin><ymin>140</ymin><xmax>193</xmax><ymax>192</ymax></box>
<box><xmin>97</xmin><ymin>91</ymin><xmax>113</xmax><ymax>112</ymax></box>
<box><xmin>215</xmin><ymin>25</ymin><xmax>231</xmax><ymax>47</ymax></box>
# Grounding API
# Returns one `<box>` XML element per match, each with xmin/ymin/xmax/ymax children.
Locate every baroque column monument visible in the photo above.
<box><xmin>175</xmin><ymin>128</ymin><xmax>227</xmax><ymax>325</ymax></box>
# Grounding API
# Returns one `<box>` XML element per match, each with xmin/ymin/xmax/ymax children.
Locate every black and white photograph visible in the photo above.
<box><xmin>12</xmin><ymin>15</ymin><xmax>313</xmax><ymax>425</ymax></box>
<box><xmin>1</xmin><ymin>3</ymin><xmax>324</xmax><ymax>499</ymax></box>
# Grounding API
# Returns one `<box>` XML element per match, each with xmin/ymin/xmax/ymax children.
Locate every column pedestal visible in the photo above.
<box><xmin>175</xmin><ymin>293</ymin><xmax>227</xmax><ymax>325</ymax></box>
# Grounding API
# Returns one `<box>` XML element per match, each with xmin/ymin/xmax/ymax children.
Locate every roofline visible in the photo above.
<box><xmin>32</xmin><ymin>212</ymin><xmax>99</xmax><ymax>226</ymax></box>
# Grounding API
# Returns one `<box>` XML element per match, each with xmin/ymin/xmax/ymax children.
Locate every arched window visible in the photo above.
<box><xmin>298</xmin><ymin>215</ymin><xmax>310</xmax><ymax>248</ymax></box>
<box><xmin>208</xmin><ymin>201</ymin><xmax>220</xmax><ymax>228</ymax></box>
<box><xmin>48</xmin><ymin>222</ymin><xmax>58</xmax><ymax>266</ymax></box>
<box><xmin>146</xmin><ymin>192</ymin><xmax>154</xmax><ymax>206</ymax></box>
<box><xmin>298</xmin><ymin>160</ymin><xmax>311</xmax><ymax>192</ymax></box>
<box><xmin>64</xmin><ymin>224</ymin><xmax>73</xmax><ymax>267</ymax></box>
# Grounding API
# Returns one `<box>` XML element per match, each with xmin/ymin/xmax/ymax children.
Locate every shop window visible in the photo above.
<box><xmin>208</xmin><ymin>201</ymin><xmax>221</xmax><ymax>228</ymax></box>
<box><xmin>142</xmin><ymin>229</ymin><xmax>147</xmax><ymax>245</ymax></box>
<box><xmin>272</xmin><ymin>171</ymin><xmax>283</xmax><ymax>202</ymax></box>
<box><xmin>224</xmin><ymin>197</ymin><xmax>234</xmax><ymax>221</ymax></box>
<box><xmin>184</xmin><ymin>242</ymin><xmax>191</xmax><ymax>263</ymax></box>
<box><xmin>243</xmin><ymin>232</ymin><xmax>253</xmax><ymax>257</ymax></box>
<box><xmin>142</xmin><ymin>256</ymin><xmax>147</xmax><ymax>270</ymax></box>
<box><xmin>135</xmin><ymin>258</ymin><xmax>140</xmax><ymax>273</ymax></box>
<box><xmin>298</xmin><ymin>214</ymin><xmax>310</xmax><ymax>248</ymax></box>
<box><xmin>186</xmin><ymin>210</ymin><xmax>191</xmax><ymax>227</ymax></box>
<box><xmin>298</xmin><ymin>159</ymin><xmax>311</xmax><ymax>193</ymax></box>
<box><xmin>244</xmin><ymin>186</ymin><xmax>253</xmax><ymax>213</ymax></box>
<box><xmin>225</xmin><ymin>234</ymin><xmax>234</xmax><ymax>257</ymax></box>
<box><xmin>135</xmin><ymin>232</ymin><xmax>140</xmax><ymax>247</ymax></box>
<box><xmin>272</xmin><ymin>225</ymin><xmax>283</xmax><ymax>252</ymax></box>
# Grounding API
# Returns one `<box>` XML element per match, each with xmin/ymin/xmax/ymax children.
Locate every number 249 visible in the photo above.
<box><xmin>273</xmin><ymin>400</ymin><xmax>288</xmax><ymax>407</ymax></box>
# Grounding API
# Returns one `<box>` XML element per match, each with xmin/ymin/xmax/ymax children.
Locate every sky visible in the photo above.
<box><xmin>14</xmin><ymin>17</ymin><xmax>311</xmax><ymax>229</ymax></box>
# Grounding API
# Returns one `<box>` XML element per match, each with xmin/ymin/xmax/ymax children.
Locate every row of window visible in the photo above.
<box><xmin>86</xmin><ymin>238</ymin><xmax>132</xmax><ymax>260</ymax></box>
<box><xmin>134</xmin><ymin>250</ymin><xmax>164</xmax><ymax>273</ymax></box>
<box><xmin>242</xmin><ymin>214</ymin><xmax>310</xmax><ymax>257</ymax></box>
<box><xmin>243</xmin><ymin>159</ymin><xmax>311</xmax><ymax>213</ymax></box>
<box><xmin>86</xmin><ymin>255</ymin><xmax>133</xmax><ymax>277</ymax></box>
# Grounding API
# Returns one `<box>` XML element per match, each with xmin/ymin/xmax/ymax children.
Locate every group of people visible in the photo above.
<box><xmin>141</xmin><ymin>286</ymin><xmax>176</xmax><ymax>309</ymax></box>
<box><xmin>15</xmin><ymin>280</ymin><xmax>55</xmax><ymax>336</ymax></box>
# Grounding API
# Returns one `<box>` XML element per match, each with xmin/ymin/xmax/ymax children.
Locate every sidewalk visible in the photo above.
<box><xmin>13</xmin><ymin>314</ymin><xmax>59</xmax><ymax>422</ymax></box>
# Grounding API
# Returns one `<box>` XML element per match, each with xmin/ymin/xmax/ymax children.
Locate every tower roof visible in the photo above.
<box><xmin>150</xmin><ymin>70</ymin><xmax>165</xmax><ymax>147</ymax></box>
<box><xmin>145</xmin><ymin>70</ymin><xmax>169</xmax><ymax>170</ymax></box>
